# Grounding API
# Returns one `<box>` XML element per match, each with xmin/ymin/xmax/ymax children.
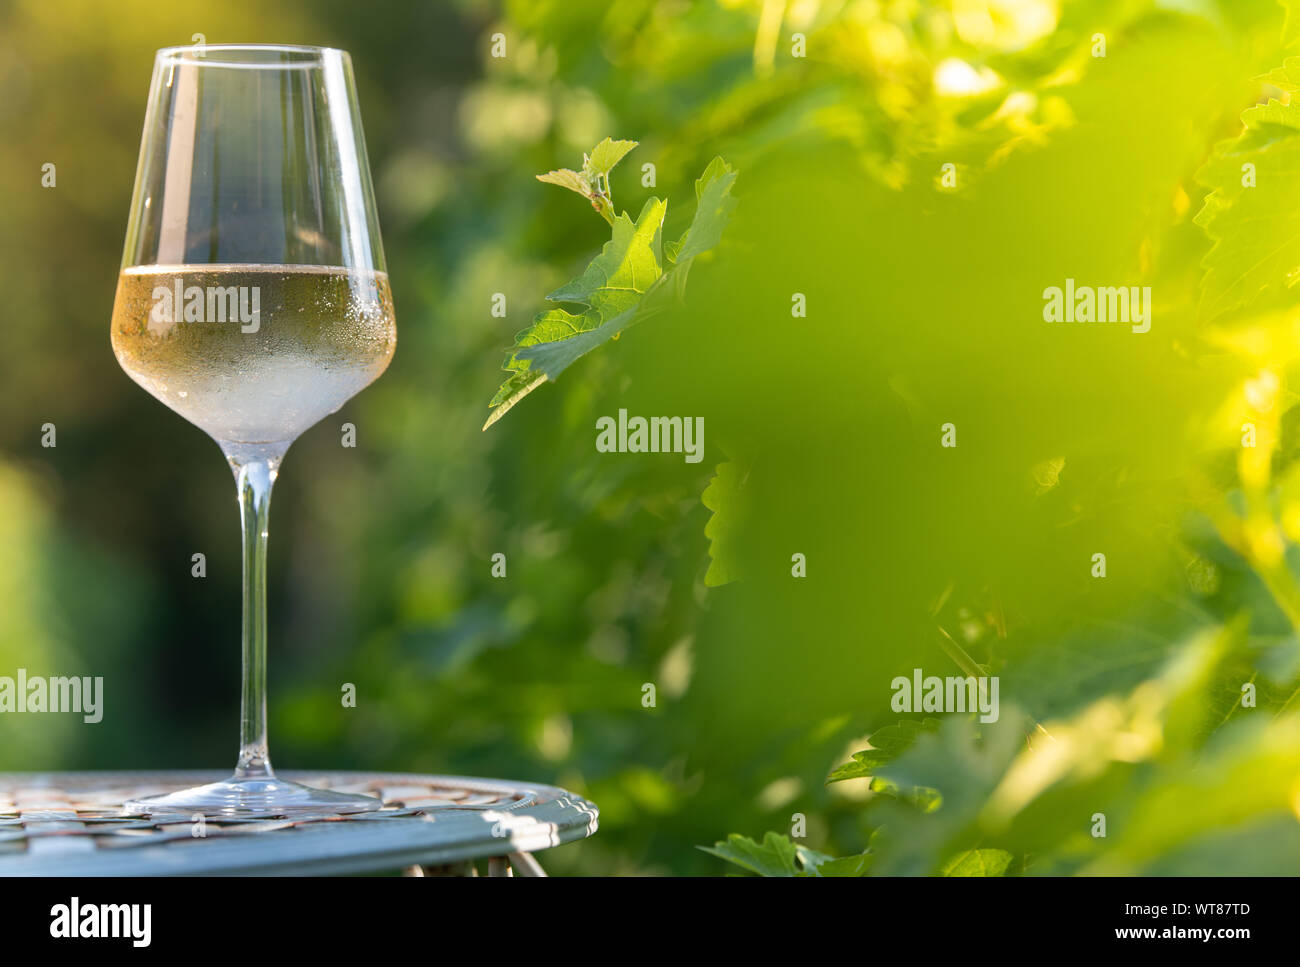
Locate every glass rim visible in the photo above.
<box><xmin>155</xmin><ymin>44</ymin><xmax>348</xmax><ymax>68</ymax></box>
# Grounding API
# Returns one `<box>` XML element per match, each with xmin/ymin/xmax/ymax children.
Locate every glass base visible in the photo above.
<box><xmin>122</xmin><ymin>775</ymin><xmax>384</xmax><ymax>817</ymax></box>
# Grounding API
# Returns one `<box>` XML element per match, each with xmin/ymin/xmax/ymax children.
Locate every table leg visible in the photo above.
<box><xmin>508</xmin><ymin>851</ymin><xmax>547</xmax><ymax>877</ymax></box>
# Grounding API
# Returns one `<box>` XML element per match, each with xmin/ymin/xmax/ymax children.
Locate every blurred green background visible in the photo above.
<box><xmin>4</xmin><ymin>0</ymin><xmax>1300</xmax><ymax>875</ymax></box>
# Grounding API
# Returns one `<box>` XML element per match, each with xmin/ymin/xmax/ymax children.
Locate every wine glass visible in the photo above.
<box><xmin>112</xmin><ymin>45</ymin><xmax>395</xmax><ymax>815</ymax></box>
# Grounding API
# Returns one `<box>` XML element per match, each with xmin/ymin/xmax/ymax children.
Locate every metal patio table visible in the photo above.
<box><xmin>0</xmin><ymin>771</ymin><xmax>599</xmax><ymax>876</ymax></box>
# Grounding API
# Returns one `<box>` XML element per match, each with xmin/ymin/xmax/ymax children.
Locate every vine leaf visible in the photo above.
<box><xmin>666</xmin><ymin>156</ymin><xmax>739</xmax><ymax>264</ymax></box>
<box><xmin>536</xmin><ymin>137</ymin><xmax>639</xmax><ymax>216</ymax></box>
<box><xmin>802</xmin><ymin>852</ymin><xmax>872</xmax><ymax>876</ymax></box>
<box><xmin>484</xmin><ymin>197</ymin><xmax>667</xmax><ymax>428</ymax></box>
<box><xmin>866</xmin><ymin>714</ymin><xmax>1024</xmax><ymax>875</ymax></box>
<box><xmin>587</xmin><ymin>137</ymin><xmax>639</xmax><ymax>176</ymax></box>
<box><xmin>535</xmin><ymin>168</ymin><xmax>590</xmax><ymax>197</ymax></box>
<box><xmin>1195</xmin><ymin>79</ymin><xmax>1300</xmax><ymax>321</ymax></box>
<box><xmin>699</xmin><ymin>832</ymin><xmax>799</xmax><ymax>876</ymax></box>
<box><xmin>939</xmin><ymin>848</ymin><xmax>1013</xmax><ymax>877</ymax></box>
<box><xmin>486</xmin><ymin>146</ymin><xmax>737</xmax><ymax>429</ymax></box>
<box><xmin>701</xmin><ymin>461</ymin><xmax>747</xmax><ymax>587</ymax></box>
<box><xmin>827</xmin><ymin>718</ymin><xmax>942</xmax><ymax>783</ymax></box>
<box><xmin>547</xmin><ymin>195</ymin><xmax>665</xmax><ymax>311</ymax></box>
<box><xmin>700</xmin><ymin>832</ymin><xmax>871</xmax><ymax>876</ymax></box>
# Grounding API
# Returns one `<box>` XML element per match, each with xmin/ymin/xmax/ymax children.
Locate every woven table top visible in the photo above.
<box><xmin>0</xmin><ymin>771</ymin><xmax>599</xmax><ymax>876</ymax></box>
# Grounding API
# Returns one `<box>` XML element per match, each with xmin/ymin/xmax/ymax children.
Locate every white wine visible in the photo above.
<box><xmin>112</xmin><ymin>264</ymin><xmax>396</xmax><ymax>445</ymax></box>
<box><xmin>115</xmin><ymin>46</ymin><xmax>401</xmax><ymax>816</ymax></box>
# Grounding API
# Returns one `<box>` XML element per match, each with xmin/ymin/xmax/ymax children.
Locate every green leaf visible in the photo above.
<box><xmin>1259</xmin><ymin>56</ymin><xmax>1300</xmax><ymax>91</ymax></box>
<box><xmin>666</xmin><ymin>156</ymin><xmax>738</xmax><ymax>264</ymax></box>
<box><xmin>701</xmin><ymin>461</ymin><xmax>747</xmax><ymax>587</ymax></box>
<box><xmin>703</xmin><ymin>834</ymin><xmax>871</xmax><ymax>876</ymax></box>
<box><xmin>535</xmin><ymin>140</ymin><xmax>638</xmax><ymax>214</ymax></box>
<box><xmin>546</xmin><ymin>196</ymin><xmax>666</xmax><ymax>311</ymax></box>
<box><xmin>535</xmin><ymin>167</ymin><xmax>593</xmax><ymax>199</ymax></box>
<box><xmin>507</xmin><ymin>304</ymin><xmax>641</xmax><ymax>388</ymax></box>
<box><xmin>940</xmin><ymin>848</ymin><xmax>1013</xmax><ymax>877</ymax></box>
<box><xmin>487</xmin><ymin>153</ymin><xmax>736</xmax><ymax>427</ymax></box>
<box><xmin>699</xmin><ymin>832</ymin><xmax>800</xmax><ymax>876</ymax></box>
<box><xmin>867</xmin><ymin>714</ymin><xmax>1025</xmax><ymax>876</ymax></box>
<box><xmin>800</xmin><ymin>850</ymin><xmax>873</xmax><ymax>877</ymax></box>
<box><xmin>978</xmin><ymin>623</ymin><xmax>1247</xmax><ymax>839</ymax></box>
<box><xmin>827</xmin><ymin>718</ymin><xmax>942</xmax><ymax>783</ymax></box>
<box><xmin>792</xmin><ymin>843</ymin><xmax>836</xmax><ymax>872</ymax></box>
<box><xmin>483</xmin><ymin>197</ymin><xmax>667</xmax><ymax>428</ymax></box>
<box><xmin>515</xmin><ymin>196</ymin><xmax>666</xmax><ymax>379</ymax></box>
<box><xmin>1195</xmin><ymin>90</ymin><xmax>1300</xmax><ymax>321</ymax></box>
<box><xmin>487</xmin><ymin>369</ymin><xmax>546</xmax><ymax>411</ymax></box>
<box><xmin>586</xmin><ymin>137</ymin><xmax>638</xmax><ymax>177</ymax></box>
<box><xmin>1092</xmin><ymin>714</ymin><xmax>1300</xmax><ymax>871</ymax></box>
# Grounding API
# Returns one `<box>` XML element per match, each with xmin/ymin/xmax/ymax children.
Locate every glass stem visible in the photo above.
<box><xmin>227</xmin><ymin>445</ymin><xmax>287</xmax><ymax>780</ymax></box>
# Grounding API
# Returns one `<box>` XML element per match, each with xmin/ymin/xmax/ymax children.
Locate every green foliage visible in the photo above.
<box><xmin>939</xmin><ymin>849</ymin><xmax>1014</xmax><ymax>877</ymax></box>
<box><xmin>826</xmin><ymin>718</ymin><xmax>941</xmax><ymax>783</ymax></box>
<box><xmin>665</xmin><ymin>157</ymin><xmax>739</xmax><ymax>265</ymax></box>
<box><xmin>697</xmin><ymin>0</ymin><xmax>1300</xmax><ymax>877</ymax></box>
<box><xmin>699</xmin><ymin>831</ymin><xmax>800</xmax><ymax>876</ymax></box>
<box><xmin>1196</xmin><ymin>81</ymin><xmax>1300</xmax><ymax>320</ymax></box>
<box><xmin>700</xmin><ymin>832</ymin><xmax>871</xmax><ymax>877</ymax></box>
<box><xmin>484</xmin><ymin>143</ymin><xmax>736</xmax><ymax>429</ymax></box>
<box><xmin>536</xmin><ymin>137</ymin><xmax>639</xmax><ymax>223</ymax></box>
<box><xmin>700</xmin><ymin>460</ymin><xmax>747</xmax><ymax>587</ymax></box>
<box><xmin>726</xmin><ymin>620</ymin><xmax>1297</xmax><ymax>876</ymax></box>
<box><xmin>800</xmin><ymin>850</ymin><xmax>873</xmax><ymax>877</ymax></box>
